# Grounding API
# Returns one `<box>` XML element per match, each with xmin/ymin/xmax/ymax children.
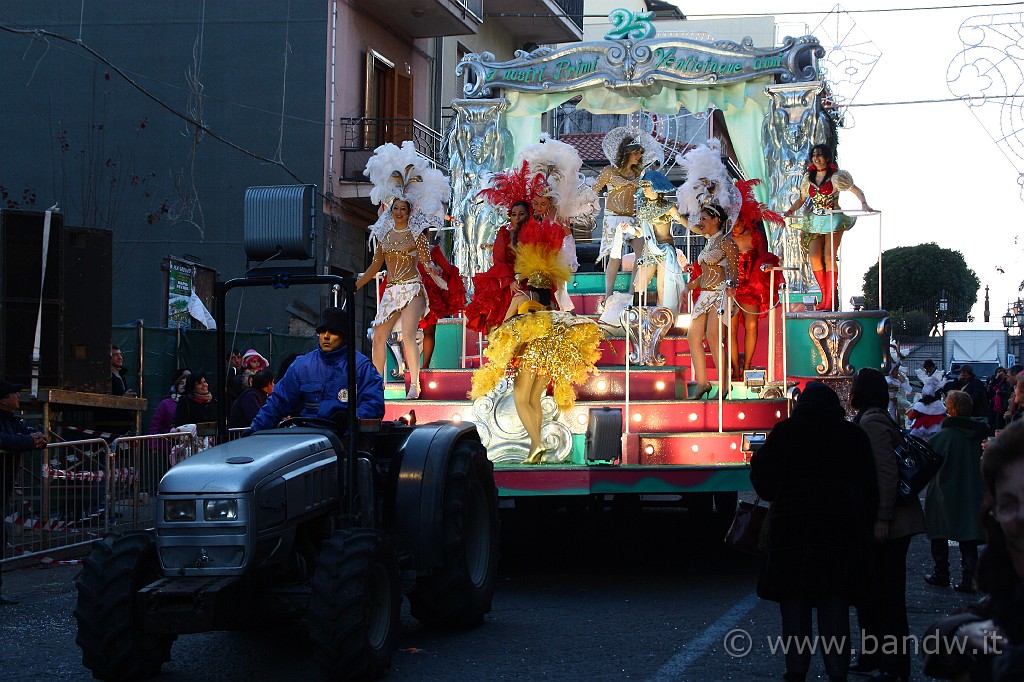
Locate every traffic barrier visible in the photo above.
<box><xmin>1</xmin><ymin>432</ymin><xmax>197</xmax><ymax>566</ymax></box>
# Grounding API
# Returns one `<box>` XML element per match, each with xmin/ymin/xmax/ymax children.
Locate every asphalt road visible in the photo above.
<box><xmin>0</xmin><ymin>498</ymin><xmax>978</xmax><ymax>681</ymax></box>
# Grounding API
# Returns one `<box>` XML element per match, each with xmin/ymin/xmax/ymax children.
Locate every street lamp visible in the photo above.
<box><xmin>939</xmin><ymin>290</ymin><xmax>949</xmax><ymax>372</ymax></box>
<box><xmin>1004</xmin><ymin>298</ymin><xmax>1024</xmax><ymax>364</ymax></box>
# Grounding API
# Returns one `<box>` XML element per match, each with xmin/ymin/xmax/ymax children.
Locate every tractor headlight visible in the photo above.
<box><xmin>204</xmin><ymin>499</ymin><xmax>239</xmax><ymax>521</ymax></box>
<box><xmin>163</xmin><ymin>499</ymin><xmax>197</xmax><ymax>522</ymax></box>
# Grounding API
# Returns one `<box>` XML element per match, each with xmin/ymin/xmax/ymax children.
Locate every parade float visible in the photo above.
<box><xmin>377</xmin><ymin>10</ymin><xmax>890</xmax><ymax>502</ymax></box>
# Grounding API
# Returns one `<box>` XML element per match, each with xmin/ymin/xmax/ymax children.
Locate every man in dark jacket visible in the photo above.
<box><xmin>944</xmin><ymin>365</ymin><xmax>988</xmax><ymax>419</ymax></box>
<box><xmin>0</xmin><ymin>379</ymin><xmax>49</xmax><ymax>605</ymax></box>
<box><xmin>229</xmin><ymin>369</ymin><xmax>274</xmax><ymax>428</ymax></box>
<box><xmin>750</xmin><ymin>382</ymin><xmax>879</xmax><ymax>682</ymax></box>
<box><xmin>250</xmin><ymin>307</ymin><xmax>384</xmax><ymax>432</ymax></box>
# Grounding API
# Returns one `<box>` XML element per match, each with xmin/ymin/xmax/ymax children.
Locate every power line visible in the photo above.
<box><xmin>844</xmin><ymin>94</ymin><xmax>1024</xmax><ymax>107</ymax></box>
<box><xmin>0</xmin><ymin>22</ymin><xmax>309</xmax><ymax>186</ymax></box>
<box><xmin>509</xmin><ymin>1</ymin><xmax>1024</xmax><ymax>19</ymax></box>
<box><xmin>683</xmin><ymin>1</ymin><xmax>1024</xmax><ymax>17</ymax></box>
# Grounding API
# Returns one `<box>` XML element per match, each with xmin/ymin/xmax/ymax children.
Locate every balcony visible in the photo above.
<box><xmin>336</xmin><ymin>118</ymin><xmax>446</xmax><ymax>198</ymax></box>
<box><xmin>354</xmin><ymin>0</ymin><xmax>482</xmax><ymax>38</ymax></box>
<box><xmin>486</xmin><ymin>0</ymin><xmax>584</xmax><ymax>44</ymax></box>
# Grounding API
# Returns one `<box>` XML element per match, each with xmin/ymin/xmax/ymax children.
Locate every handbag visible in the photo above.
<box><xmin>724</xmin><ymin>498</ymin><xmax>770</xmax><ymax>555</ymax></box>
<box><xmin>894</xmin><ymin>431</ymin><xmax>944</xmax><ymax>499</ymax></box>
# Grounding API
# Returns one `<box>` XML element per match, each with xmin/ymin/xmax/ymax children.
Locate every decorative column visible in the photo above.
<box><xmin>446</xmin><ymin>99</ymin><xmax>514</xmax><ymax>280</ymax></box>
<box><xmin>761</xmin><ymin>82</ymin><xmax>831</xmax><ymax>294</ymax></box>
<box><xmin>786</xmin><ymin>310</ymin><xmax>891</xmax><ymax>414</ymax></box>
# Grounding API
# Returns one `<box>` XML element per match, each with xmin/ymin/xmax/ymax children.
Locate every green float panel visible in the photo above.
<box><xmin>785</xmin><ymin>310</ymin><xmax>890</xmax><ymax>377</ymax></box>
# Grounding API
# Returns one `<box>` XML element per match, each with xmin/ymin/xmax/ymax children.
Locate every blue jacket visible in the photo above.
<box><xmin>250</xmin><ymin>345</ymin><xmax>384</xmax><ymax>432</ymax></box>
<box><xmin>2</xmin><ymin>409</ymin><xmax>41</xmax><ymax>501</ymax></box>
<box><xmin>0</xmin><ymin>409</ymin><xmax>39</xmax><ymax>452</ymax></box>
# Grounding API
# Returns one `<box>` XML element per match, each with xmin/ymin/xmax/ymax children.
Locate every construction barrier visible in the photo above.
<box><xmin>1</xmin><ymin>431</ymin><xmax>198</xmax><ymax>566</ymax></box>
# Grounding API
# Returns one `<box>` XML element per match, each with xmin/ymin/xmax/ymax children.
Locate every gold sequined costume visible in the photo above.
<box><xmin>691</xmin><ymin>230</ymin><xmax>740</xmax><ymax>319</ymax></box>
<box><xmin>594</xmin><ymin>165</ymin><xmax>642</xmax><ymax>262</ymax></box>
<box><xmin>366</xmin><ymin>218</ymin><xmax>435</xmax><ymax>327</ymax></box>
<box><xmin>470</xmin><ymin>309</ymin><xmax>603</xmax><ymax>411</ymax></box>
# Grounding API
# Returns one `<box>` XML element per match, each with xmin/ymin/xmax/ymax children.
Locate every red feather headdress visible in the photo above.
<box><xmin>733</xmin><ymin>178</ymin><xmax>785</xmax><ymax>235</ymax></box>
<box><xmin>476</xmin><ymin>161</ymin><xmax>549</xmax><ymax>212</ymax></box>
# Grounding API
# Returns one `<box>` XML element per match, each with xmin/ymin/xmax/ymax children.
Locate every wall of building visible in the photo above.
<box><xmin>0</xmin><ymin>1</ymin><xmax>330</xmax><ymax>337</ymax></box>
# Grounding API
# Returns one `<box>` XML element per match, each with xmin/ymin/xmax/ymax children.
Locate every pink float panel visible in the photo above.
<box><xmin>637</xmin><ymin>433</ymin><xmax>750</xmax><ymax>465</ymax></box>
<box><xmin>381</xmin><ymin>397</ymin><xmax>785</xmax><ymax>433</ymax></box>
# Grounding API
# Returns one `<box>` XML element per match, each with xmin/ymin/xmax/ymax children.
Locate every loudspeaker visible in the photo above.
<box><xmin>0</xmin><ymin>209</ymin><xmax>112</xmax><ymax>392</ymax></box>
<box><xmin>585</xmin><ymin>407</ymin><xmax>622</xmax><ymax>463</ymax></box>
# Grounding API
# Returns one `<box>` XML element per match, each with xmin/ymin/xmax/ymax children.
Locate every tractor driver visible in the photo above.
<box><xmin>249</xmin><ymin>307</ymin><xmax>385</xmax><ymax>432</ymax></box>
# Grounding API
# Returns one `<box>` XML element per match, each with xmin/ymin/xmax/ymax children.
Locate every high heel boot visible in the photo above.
<box><xmin>816</xmin><ymin>270</ymin><xmax>835</xmax><ymax>311</ymax></box>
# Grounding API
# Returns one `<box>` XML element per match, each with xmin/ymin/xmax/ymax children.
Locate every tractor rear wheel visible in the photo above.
<box><xmin>308</xmin><ymin>528</ymin><xmax>400</xmax><ymax>681</ymax></box>
<box><xmin>409</xmin><ymin>437</ymin><xmax>500</xmax><ymax>627</ymax></box>
<box><xmin>74</xmin><ymin>533</ymin><xmax>176</xmax><ymax>681</ymax></box>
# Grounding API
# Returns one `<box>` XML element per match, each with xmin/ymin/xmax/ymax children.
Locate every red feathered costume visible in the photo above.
<box><xmin>465</xmin><ymin>162</ymin><xmax>552</xmax><ymax>333</ymax></box>
<box><xmin>418</xmin><ymin>245</ymin><xmax>466</xmax><ymax>329</ymax></box>
<box><xmin>732</xmin><ymin>179</ymin><xmax>784</xmax><ymax>317</ymax></box>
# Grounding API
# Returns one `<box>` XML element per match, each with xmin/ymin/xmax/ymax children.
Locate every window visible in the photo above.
<box><xmin>365</xmin><ymin>49</ymin><xmax>413</xmax><ymax>147</ymax></box>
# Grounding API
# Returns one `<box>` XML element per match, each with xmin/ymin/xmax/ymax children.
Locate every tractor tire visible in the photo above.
<box><xmin>409</xmin><ymin>437</ymin><xmax>500</xmax><ymax>628</ymax></box>
<box><xmin>74</xmin><ymin>533</ymin><xmax>176</xmax><ymax>681</ymax></box>
<box><xmin>307</xmin><ymin>529</ymin><xmax>400</xmax><ymax>681</ymax></box>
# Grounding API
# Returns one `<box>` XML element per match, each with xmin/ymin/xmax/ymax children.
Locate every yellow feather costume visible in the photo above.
<box><xmin>470</xmin><ymin>309</ymin><xmax>603</xmax><ymax>411</ymax></box>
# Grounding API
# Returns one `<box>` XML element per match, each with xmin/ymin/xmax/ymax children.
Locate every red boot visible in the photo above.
<box><xmin>811</xmin><ymin>270</ymin><xmax>827</xmax><ymax>310</ymax></box>
<box><xmin>816</xmin><ymin>270</ymin><xmax>835</xmax><ymax>311</ymax></box>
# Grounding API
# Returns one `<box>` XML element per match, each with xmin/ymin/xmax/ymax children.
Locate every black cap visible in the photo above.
<box><xmin>0</xmin><ymin>379</ymin><xmax>25</xmax><ymax>397</ymax></box>
<box><xmin>315</xmin><ymin>307</ymin><xmax>349</xmax><ymax>336</ymax></box>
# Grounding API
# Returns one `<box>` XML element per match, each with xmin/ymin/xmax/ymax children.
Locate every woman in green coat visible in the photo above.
<box><xmin>924</xmin><ymin>389</ymin><xmax>989</xmax><ymax>593</ymax></box>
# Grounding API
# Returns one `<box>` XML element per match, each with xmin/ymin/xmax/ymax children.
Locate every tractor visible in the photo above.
<box><xmin>73</xmin><ymin>269</ymin><xmax>500</xmax><ymax>680</ymax></box>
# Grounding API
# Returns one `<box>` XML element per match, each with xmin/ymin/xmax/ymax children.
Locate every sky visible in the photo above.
<box><xmin>666</xmin><ymin>0</ymin><xmax>1024</xmax><ymax>324</ymax></box>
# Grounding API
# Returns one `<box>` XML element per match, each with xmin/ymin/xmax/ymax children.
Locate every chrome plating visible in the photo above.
<box><xmin>447</xmin><ymin>99</ymin><xmax>514</xmax><ymax>281</ymax></box>
<box><xmin>762</xmin><ymin>82</ymin><xmax>829</xmax><ymax>293</ymax></box>
<box><xmin>469</xmin><ymin>378</ymin><xmax>573</xmax><ymax>465</ymax></box>
<box><xmin>809</xmin><ymin>317</ymin><xmax>862</xmax><ymax>377</ymax></box>
<box><xmin>455</xmin><ymin>35</ymin><xmax>825</xmax><ymax>100</ymax></box>
<box><xmin>622</xmin><ymin>305</ymin><xmax>674</xmax><ymax>366</ymax></box>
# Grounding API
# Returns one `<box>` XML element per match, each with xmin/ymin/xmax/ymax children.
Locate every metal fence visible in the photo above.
<box><xmin>1</xmin><ymin>432</ymin><xmax>200</xmax><ymax>566</ymax></box>
<box><xmin>338</xmin><ymin>117</ymin><xmax>447</xmax><ymax>181</ymax></box>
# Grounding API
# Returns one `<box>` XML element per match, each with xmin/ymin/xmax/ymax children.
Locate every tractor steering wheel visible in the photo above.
<box><xmin>278</xmin><ymin>416</ymin><xmax>340</xmax><ymax>431</ymax></box>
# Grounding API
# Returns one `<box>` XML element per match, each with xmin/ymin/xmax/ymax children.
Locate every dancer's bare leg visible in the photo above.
<box><xmin>625</xmin><ymin>237</ymin><xmax>645</xmax><ymax>295</ymax></box>
<box><xmin>514</xmin><ymin>370</ymin><xmax>542</xmax><ymax>452</ymax></box>
<box><xmin>742</xmin><ymin>312</ymin><xmax>758</xmax><ymax>372</ymax></box>
<box><xmin>730</xmin><ymin>312</ymin><xmax>742</xmax><ymax>379</ymax></box>
<box><xmin>825</xmin><ymin>230</ymin><xmax>843</xmax><ymax>274</ymax></box>
<box><xmin>422</xmin><ymin>325</ymin><xmax>436</xmax><ymax>369</ymax></box>
<box><xmin>604</xmin><ymin>258</ymin><xmax>622</xmax><ymax>299</ymax></box>
<box><xmin>808</xmin><ymin>237</ymin><xmax>825</xmax><ymax>272</ymax></box>
<box><xmin>688</xmin><ymin>312</ymin><xmax>708</xmax><ymax>393</ymax></box>
<box><xmin>371</xmin><ymin>311</ymin><xmax>400</xmax><ymax>380</ymax></box>
<box><xmin>705</xmin><ymin>310</ymin><xmax>726</xmax><ymax>397</ymax></box>
<box><xmin>400</xmin><ymin>294</ymin><xmax>426</xmax><ymax>394</ymax></box>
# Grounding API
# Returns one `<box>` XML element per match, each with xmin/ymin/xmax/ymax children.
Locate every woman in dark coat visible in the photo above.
<box><xmin>751</xmin><ymin>381</ymin><xmax>878</xmax><ymax>682</ymax></box>
<box><xmin>924</xmin><ymin>389</ymin><xmax>989</xmax><ymax>592</ymax></box>
<box><xmin>923</xmin><ymin>419</ymin><xmax>1024</xmax><ymax>681</ymax></box>
<box><xmin>851</xmin><ymin>367</ymin><xmax>927</xmax><ymax>681</ymax></box>
<box><xmin>173</xmin><ymin>371</ymin><xmax>218</xmax><ymax>427</ymax></box>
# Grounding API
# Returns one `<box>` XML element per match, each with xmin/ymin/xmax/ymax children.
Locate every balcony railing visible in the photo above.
<box><xmin>554</xmin><ymin>0</ymin><xmax>584</xmax><ymax>31</ymax></box>
<box><xmin>457</xmin><ymin>0</ymin><xmax>483</xmax><ymax>22</ymax></box>
<box><xmin>338</xmin><ymin>118</ymin><xmax>447</xmax><ymax>182</ymax></box>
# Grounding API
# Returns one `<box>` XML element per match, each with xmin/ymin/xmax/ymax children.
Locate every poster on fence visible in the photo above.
<box><xmin>167</xmin><ymin>258</ymin><xmax>196</xmax><ymax>329</ymax></box>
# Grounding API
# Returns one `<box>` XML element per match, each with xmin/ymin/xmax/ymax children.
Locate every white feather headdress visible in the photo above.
<box><xmin>363</xmin><ymin>141</ymin><xmax>451</xmax><ymax>238</ymax></box>
<box><xmin>674</xmin><ymin>140</ymin><xmax>740</xmax><ymax>225</ymax></box>
<box><xmin>602</xmin><ymin>126</ymin><xmax>665</xmax><ymax>169</ymax></box>
<box><xmin>515</xmin><ymin>135</ymin><xmax>597</xmax><ymax>224</ymax></box>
